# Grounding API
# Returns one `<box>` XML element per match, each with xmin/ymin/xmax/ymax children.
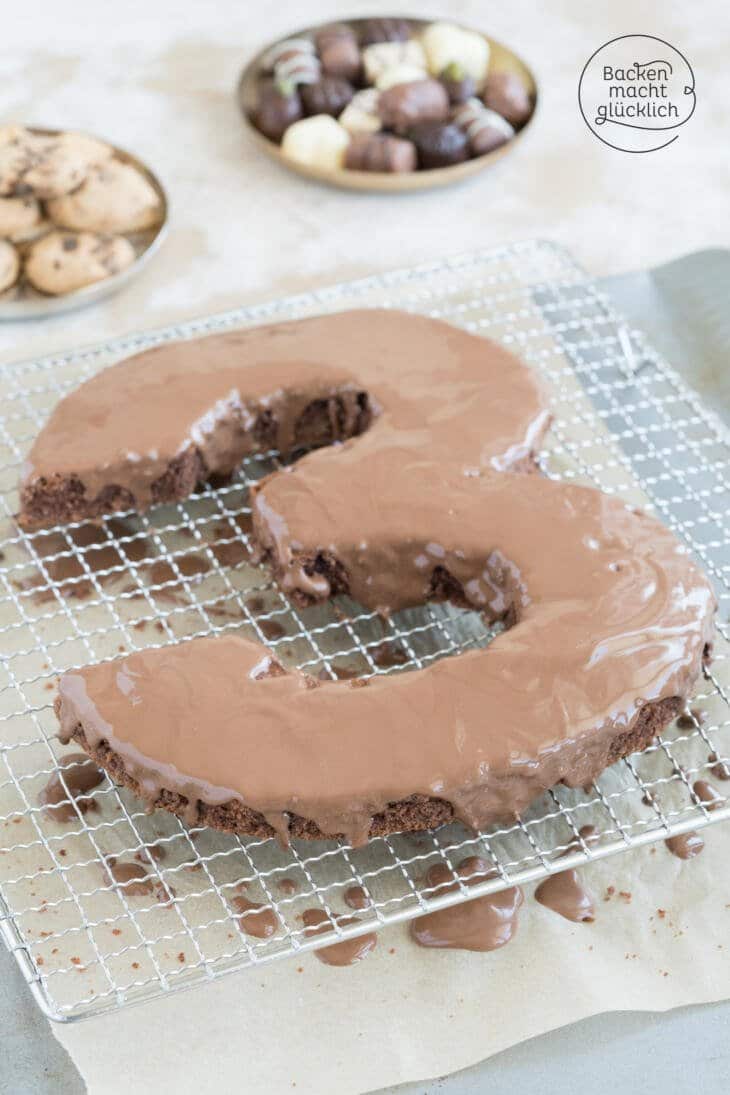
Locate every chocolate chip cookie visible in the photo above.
<box><xmin>0</xmin><ymin>238</ymin><xmax>20</xmax><ymax>293</ymax></box>
<box><xmin>24</xmin><ymin>230</ymin><xmax>135</xmax><ymax>295</ymax></box>
<box><xmin>0</xmin><ymin>126</ymin><xmax>112</xmax><ymax>199</ymax></box>
<box><xmin>0</xmin><ymin>194</ymin><xmax>43</xmax><ymax>241</ymax></box>
<box><xmin>47</xmin><ymin>159</ymin><xmax>163</xmax><ymax>234</ymax></box>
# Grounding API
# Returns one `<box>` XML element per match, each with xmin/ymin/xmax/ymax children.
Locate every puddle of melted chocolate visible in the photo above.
<box><xmin>39</xmin><ymin>753</ymin><xmax>105</xmax><ymax>822</ymax></box>
<box><xmin>19</xmin><ymin>520</ymin><xmax>151</xmax><ymax>603</ymax></box>
<box><xmin>210</xmin><ymin>515</ymin><xmax>252</xmax><ymax>568</ymax></box>
<box><xmin>344</xmin><ymin>885</ymin><xmax>369</xmax><ymax>910</ymax></box>
<box><xmin>233</xmin><ymin>894</ymin><xmax>279</xmax><ymax>939</ymax></box>
<box><xmin>258</xmin><ymin>618</ymin><xmax>286</xmax><ymax>641</ymax></box>
<box><xmin>535</xmin><ymin>872</ymin><xmax>595</xmax><ymax>922</ymax></box>
<box><xmin>302</xmin><ymin>908</ymin><xmax>377</xmax><ymax>966</ymax></box>
<box><xmin>277</xmin><ymin>877</ymin><xmax>298</xmax><ymax>896</ymax></box>
<box><xmin>709</xmin><ymin>753</ymin><xmax>730</xmax><ymax>781</ymax></box>
<box><xmin>145</xmin><ymin>554</ymin><xmax>211</xmax><ymax>604</ymax></box>
<box><xmin>534</xmin><ymin>826</ymin><xmax>597</xmax><ymax>923</ymax></box>
<box><xmin>693</xmin><ymin>780</ymin><xmax>724</xmax><ymax>811</ymax></box>
<box><xmin>372</xmin><ymin>642</ymin><xmax>408</xmax><ymax>670</ymax></box>
<box><xmin>411</xmin><ymin>856</ymin><xmax>523</xmax><ymax>952</ymax></box>
<box><xmin>665</xmin><ymin>831</ymin><xmax>705</xmax><ymax>859</ymax></box>
<box><xmin>676</xmin><ymin>708</ymin><xmax>708</xmax><ymax>729</ymax></box>
<box><xmin>105</xmin><ymin>858</ymin><xmax>175</xmax><ymax>903</ymax></box>
<box><xmin>318</xmin><ymin>663</ymin><xmax>359</xmax><ymax>681</ymax></box>
<box><xmin>106</xmin><ymin>859</ymin><xmax>155</xmax><ymax>897</ymax></box>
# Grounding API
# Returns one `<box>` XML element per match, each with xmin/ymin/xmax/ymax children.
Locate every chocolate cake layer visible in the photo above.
<box><xmin>60</xmin><ymin>695</ymin><xmax>682</xmax><ymax>841</ymax></box>
<box><xmin>19</xmin><ymin>309</ymin><xmax>548</xmax><ymax>529</ymax></box>
<box><xmin>41</xmin><ymin>309</ymin><xmax>715</xmax><ymax>845</ymax></box>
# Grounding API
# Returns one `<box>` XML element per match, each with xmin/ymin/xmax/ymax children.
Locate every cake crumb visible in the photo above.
<box><xmin>657</xmin><ymin>909</ymin><xmax>666</xmax><ymax>919</ymax></box>
<box><xmin>112</xmin><ymin>928</ymin><xmax>122</xmax><ymax>936</ymax></box>
<box><xmin>619</xmin><ymin>891</ymin><xmax>632</xmax><ymax>902</ymax></box>
<box><xmin>70</xmin><ymin>956</ymin><xmax>81</xmax><ymax>965</ymax></box>
<box><xmin>177</xmin><ymin>951</ymin><xmax>185</xmax><ymax>963</ymax></box>
<box><xmin>36</xmin><ymin>956</ymin><xmax>44</xmax><ymax>965</ymax></box>
<box><xmin>131</xmin><ymin>961</ymin><xmax>139</xmax><ymax>970</ymax></box>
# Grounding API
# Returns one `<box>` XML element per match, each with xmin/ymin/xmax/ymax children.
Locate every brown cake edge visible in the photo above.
<box><xmin>59</xmin><ymin>694</ymin><xmax>683</xmax><ymax>842</ymax></box>
<box><xmin>18</xmin><ymin>393</ymin><xmax>373</xmax><ymax>530</ymax></box>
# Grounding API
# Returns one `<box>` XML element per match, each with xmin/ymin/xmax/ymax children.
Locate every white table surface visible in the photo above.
<box><xmin>2</xmin><ymin>0</ymin><xmax>729</xmax><ymax>1091</ymax></box>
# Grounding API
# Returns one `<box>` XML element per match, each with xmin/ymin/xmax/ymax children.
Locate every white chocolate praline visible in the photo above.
<box><xmin>453</xmin><ymin>98</ymin><xmax>515</xmax><ymax>140</ymax></box>
<box><xmin>281</xmin><ymin>115</ymin><xmax>351</xmax><ymax>171</ymax></box>
<box><xmin>339</xmin><ymin>89</ymin><xmax>382</xmax><ymax>135</ymax></box>
<box><xmin>362</xmin><ymin>40</ymin><xmax>426</xmax><ymax>84</ymax></box>
<box><xmin>375</xmin><ymin>63</ymin><xmax>427</xmax><ymax>91</ymax></box>
<box><xmin>421</xmin><ymin>22</ymin><xmax>490</xmax><ymax>85</ymax></box>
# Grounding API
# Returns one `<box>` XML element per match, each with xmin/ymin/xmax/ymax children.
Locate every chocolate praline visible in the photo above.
<box><xmin>483</xmin><ymin>72</ymin><xmax>533</xmax><ymax>127</ymax></box>
<box><xmin>345</xmin><ymin>133</ymin><xmax>417</xmax><ymax>173</ymax></box>
<box><xmin>315</xmin><ymin>23</ymin><xmax>361</xmax><ymax>82</ymax></box>
<box><xmin>439</xmin><ymin>62</ymin><xmax>476</xmax><ymax>105</ymax></box>
<box><xmin>359</xmin><ymin>17</ymin><xmax>412</xmax><ymax>45</ymax></box>
<box><xmin>408</xmin><ymin>121</ymin><xmax>469</xmax><ymax>169</ymax></box>
<box><xmin>301</xmin><ymin>77</ymin><xmax>354</xmax><ymax>118</ymax></box>
<box><xmin>377</xmin><ymin>78</ymin><xmax>450</xmax><ymax>135</ymax></box>
<box><xmin>253</xmin><ymin>78</ymin><xmax>302</xmax><ymax>143</ymax></box>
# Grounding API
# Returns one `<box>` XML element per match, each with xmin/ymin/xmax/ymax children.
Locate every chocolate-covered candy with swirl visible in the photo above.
<box><xmin>265</xmin><ymin>38</ymin><xmax>321</xmax><ymax>87</ymax></box>
<box><xmin>301</xmin><ymin>77</ymin><xmax>354</xmax><ymax>119</ymax></box>
<box><xmin>408</xmin><ymin>121</ymin><xmax>469</xmax><ymax>168</ymax></box>
<box><xmin>359</xmin><ymin>17</ymin><xmax>412</xmax><ymax>45</ymax></box>
<box><xmin>483</xmin><ymin>72</ymin><xmax>533</xmax><ymax>127</ymax></box>
<box><xmin>345</xmin><ymin>133</ymin><xmax>417</xmax><ymax>173</ymax></box>
<box><xmin>253</xmin><ymin>78</ymin><xmax>302</xmax><ymax>143</ymax></box>
<box><xmin>315</xmin><ymin>23</ymin><xmax>361</xmax><ymax>82</ymax></box>
<box><xmin>453</xmin><ymin>98</ymin><xmax>514</xmax><ymax>156</ymax></box>
<box><xmin>378</xmin><ymin>78</ymin><xmax>450</xmax><ymax>135</ymax></box>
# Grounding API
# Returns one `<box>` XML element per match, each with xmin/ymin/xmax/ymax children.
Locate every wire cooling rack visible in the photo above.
<box><xmin>0</xmin><ymin>240</ymin><xmax>728</xmax><ymax>1022</ymax></box>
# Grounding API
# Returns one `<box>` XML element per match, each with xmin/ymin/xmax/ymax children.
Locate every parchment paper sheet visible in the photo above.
<box><xmin>54</xmin><ymin>832</ymin><xmax>730</xmax><ymax>1094</ymax></box>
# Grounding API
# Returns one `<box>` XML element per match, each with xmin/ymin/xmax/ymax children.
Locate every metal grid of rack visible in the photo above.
<box><xmin>0</xmin><ymin>240</ymin><xmax>728</xmax><ymax>1022</ymax></box>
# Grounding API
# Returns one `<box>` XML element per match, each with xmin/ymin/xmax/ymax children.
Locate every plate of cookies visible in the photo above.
<box><xmin>238</xmin><ymin>16</ymin><xmax>537</xmax><ymax>191</ymax></box>
<box><xmin>0</xmin><ymin>125</ymin><xmax>168</xmax><ymax>319</ymax></box>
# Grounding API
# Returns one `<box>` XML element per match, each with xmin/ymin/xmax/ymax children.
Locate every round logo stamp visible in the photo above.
<box><xmin>578</xmin><ymin>34</ymin><xmax>695</xmax><ymax>152</ymax></box>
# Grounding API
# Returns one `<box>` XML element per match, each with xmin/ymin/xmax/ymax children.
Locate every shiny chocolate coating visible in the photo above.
<box><xmin>359</xmin><ymin>17</ymin><xmax>412</xmax><ymax>46</ymax></box>
<box><xmin>345</xmin><ymin>133</ymin><xmax>417</xmax><ymax>173</ymax></box>
<box><xmin>483</xmin><ymin>71</ymin><xmax>533</xmax><ymax>127</ymax></box>
<box><xmin>377</xmin><ymin>78</ymin><xmax>450</xmax><ymax>135</ymax></box>
<box><xmin>439</xmin><ymin>63</ymin><xmax>476</xmax><ymax>105</ymax></box>
<box><xmin>301</xmin><ymin>77</ymin><xmax>354</xmax><ymax>118</ymax></box>
<box><xmin>253</xmin><ymin>79</ymin><xmax>302</xmax><ymax>143</ymax></box>
<box><xmin>408</xmin><ymin>120</ymin><xmax>469</xmax><ymax>169</ymax></box>
<box><xmin>452</xmin><ymin>99</ymin><xmax>514</xmax><ymax>157</ymax></box>
<box><xmin>48</xmin><ymin>310</ymin><xmax>714</xmax><ymax>848</ymax></box>
<box><xmin>315</xmin><ymin>23</ymin><xmax>361</xmax><ymax>81</ymax></box>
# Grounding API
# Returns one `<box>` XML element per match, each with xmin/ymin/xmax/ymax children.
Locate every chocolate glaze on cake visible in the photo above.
<box><xmin>19</xmin><ymin>310</ymin><xmax>546</xmax><ymax>529</ymax></box>
<box><xmin>39</xmin><ymin>310</ymin><xmax>716</xmax><ymax>846</ymax></box>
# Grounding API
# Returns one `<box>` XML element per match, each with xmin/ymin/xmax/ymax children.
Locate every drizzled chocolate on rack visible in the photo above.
<box><xmin>34</xmin><ymin>309</ymin><xmax>715</xmax><ymax>846</ymax></box>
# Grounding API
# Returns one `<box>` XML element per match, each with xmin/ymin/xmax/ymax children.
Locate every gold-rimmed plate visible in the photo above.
<box><xmin>0</xmin><ymin>127</ymin><xmax>169</xmax><ymax>321</ymax></box>
<box><xmin>238</xmin><ymin>16</ymin><xmax>538</xmax><ymax>192</ymax></box>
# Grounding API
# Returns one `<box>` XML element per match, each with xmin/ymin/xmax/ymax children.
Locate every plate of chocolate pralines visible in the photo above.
<box><xmin>238</xmin><ymin>17</ymin><xmax>537</xmax><ymax>191</ymax></box>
